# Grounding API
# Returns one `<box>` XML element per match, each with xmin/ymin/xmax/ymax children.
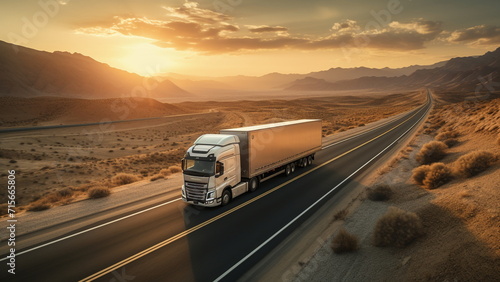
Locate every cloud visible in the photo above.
<box><xmin>331</xmin><ymin>19</ymin><xmax>360</xmax><ymax>32</ymax></box>
<box><xmin>247</xmin><ymin>25</ymin><xmax>288</xmax><ymax>33</ymax></box>
<box><xmin>162</xmin><ymin>1</ymin><xmax>232</xmax><ymax>24</ymax></box>
<box><xmin>447</xmin><ymin>25</ymin><xmax>500</xmax><ymax>45</ymax></box>
<box><xmin>76</xmin><ymin>2</ymin><xmax>446</xmax><ymax>54</ymax></box>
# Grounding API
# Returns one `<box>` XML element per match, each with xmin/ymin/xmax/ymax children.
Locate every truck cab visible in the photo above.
<box><xmin>181</xmin><ymin>134</ymin><xmax>247</xmax><ymax>207</ymax></box>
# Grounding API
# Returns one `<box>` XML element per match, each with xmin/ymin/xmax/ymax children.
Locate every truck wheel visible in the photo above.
<box><xmin>284</xmin><ymin>164</ymin><xmax>291</xmax><ymax>176</ymax></box>
<box><xmin>307</xmin><ymin>156</ymin><xmax>313</xmax><ymax>166</ymax></box>
<box><xmin>221</xmin><ymin>189</ymin><xmax>232</xmax><ymax>206</ymax></box>
<box><xmin>249</xmin><ymin>177</ymin><xmax>259</xmax><ymax>192</ymax></box>
<box><xmin>291</xmin><ymin>162</ymin><xmax>296</xmax><ymax>173</ymax></box>
<box><xmin>301</xmin><ymin>157</ymin><xmax>308</xmax><ymax>167</ymax></box>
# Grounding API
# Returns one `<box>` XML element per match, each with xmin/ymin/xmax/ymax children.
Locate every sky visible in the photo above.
<box><xmin>1</xmin><ymin>0</ymin><xmax>499</xmax><ymax>77</ymax></box>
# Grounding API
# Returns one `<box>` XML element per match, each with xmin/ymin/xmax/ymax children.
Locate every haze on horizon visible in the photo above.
<box><xmin>1</xmin><ymin>0</ymin><xmax>499</xmax><ymax>77</ymax></box>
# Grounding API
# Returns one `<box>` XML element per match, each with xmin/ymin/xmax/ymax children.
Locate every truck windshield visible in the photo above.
<box><xmin>183</xmin><ymin>159</ymin><xmax>215</xmax><ymax>176</ymax></box>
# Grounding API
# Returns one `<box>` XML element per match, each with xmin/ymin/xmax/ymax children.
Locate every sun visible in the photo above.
<box><xmin>120</xmin><ymin>42</ymin><xmax>172</xmax><ymax>76</ymax></box>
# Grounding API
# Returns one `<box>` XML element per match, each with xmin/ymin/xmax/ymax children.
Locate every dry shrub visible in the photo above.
<box><xmin>435</xmin><ymin>130</ymin><xmax>459</xmax><ymax>141</ymax></box>
<box><xmin>112</xmin><ymin>173</ymin><xmax>140</xmax><ymax>186</ymax></box>
<box><xmin>443</xmin><ymin>138</ymin><xmax>459</xmax><ymax>148</ymax></box>
<box><xmin>331</xmin><ymin>228</ymin><xmax>359</xmax><ymax>253</ymax></box>
<box><xmin>373</xmin><ymin>206</ymin><xmax>423</xmax><ymax>247</ymax></box>
<box><xmin>453</xmin><ymin>151</ymin><xmax>498</xmax><ymax>178</ymax></box>
<box><xmin>422</xmin><ymin>163</ymin><xmax>453</xmax><ymax>189</ymax></box>
<box><xmin>88</xmin><ymin>187</ymin><xmax>111</xmax><ymax>199</ymax></box>
<box><xmin>160</xmin><ymin>168</ymin><xmax>172</xmax><ymax>177</ymax></box>
<box><xmin>169</xmin><ymin>166</ymin><xmax>182</xmax><ymax>173</ymax></box>
<box><xmin>416</xmin><ymin>141</ymin><xmax>448</xmax><ymax>164</ymax></box>
<box><xmin>57</xmin><ymin>188</ymin><xmax>74</xmax><ymax>198</ymax></box>
<box><xmin>0</xmin><ymin>203</ymin><xmax>8</xmax><ymax>216</ymax></box>
<box><xmin>150</xmin><ymin>174</ymin><xmax>165</xmax><ymax>181</ymax></box>
<box><xmin>367</xmin><ymin>185</ymin><xmax>393</xmax><ymax>201</ymax></box>
<box><xmin>333</xmin><ymin>209</ymin><xmax>348</xmax><ymax>221</ymax></box>
<box><xmin>28</xmin><ymin>201</ymin><xmax>51</xmax><ymax>212</ymax></box>
<box><xmin>412</xmin><ymin>165</ymin><xmax>430</xmax><ymax>185</ymax></box>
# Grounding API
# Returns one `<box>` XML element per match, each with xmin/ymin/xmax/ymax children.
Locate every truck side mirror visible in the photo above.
<box><xmin>215</xmin><ymin>162</ymin><xmax>224</xmax><ymax>177</ymax></box>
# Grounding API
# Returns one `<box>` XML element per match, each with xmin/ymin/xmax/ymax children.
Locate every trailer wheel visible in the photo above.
<box><xmin>249</xmin><ymin>177</ymin><xmax>259</xmax><ymax>192</ymax></box>
<box><xmin>307</xmin><ymin>155</ymin><xmax>313</xmax><ymax>166</ymax></box>
<box><xmin>284</xmin><ymin>164</ymin><xmax>292</xmax><ymax>176</ymax></box>
<box><xmin>290</xmin><ymin>162</ymin><xmax>296</xmax><ymax>173</ymax></box>
<box><xmin>301</xmin><ymin>157</ymin><xmax>308</xmax><ymax>167</ymax></box>
<box><xmin>221</xmin><ymin>189</ymin><xmax>232</xmax><ymax>206</ymax></box>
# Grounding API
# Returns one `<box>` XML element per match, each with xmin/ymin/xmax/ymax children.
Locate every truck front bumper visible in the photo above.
<box><xmin>182</xmin><ymin>196</ymin><xmax>221</xmax><ymax>207</ymax></box>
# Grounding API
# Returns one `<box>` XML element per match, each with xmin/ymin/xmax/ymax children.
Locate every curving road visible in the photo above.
<box><xmin>0</xmin><ymin>91</ymin><xmax>432</xmax><ymax>282</ymax></box>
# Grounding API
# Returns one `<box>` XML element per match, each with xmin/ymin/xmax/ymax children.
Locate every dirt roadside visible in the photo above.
<box><xmin>250</xmin><ymin>98</ymin><xmax>500</xmax><ymax>282</ymax></box>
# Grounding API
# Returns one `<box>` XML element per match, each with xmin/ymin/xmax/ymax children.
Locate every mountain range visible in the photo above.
<box><xmin>0</xmin><ymin>40</ymin><xmax>190</xmax><ymax>99</ymax></box>
<box><xmin>1</xmin><ymin>40</ymin><xmax>498</xmax><ymax>99</ymax></box>
<box><xmin>284</xmin><ymin>48</ymin><xmax>500</xmax><ymax>93</ymax></box>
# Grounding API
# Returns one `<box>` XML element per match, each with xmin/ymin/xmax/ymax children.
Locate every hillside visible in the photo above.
<box><xmin>0</xmin><ymin>41</ymin><xmax>190</xmax><ymax>99</ymax></box>
<box><xmin>285</xmin><ymin>48</ymin><xmax>500</xmax><ymax>93</ymax></box>
<box><xmin>169</xmin><ymin>62</ymin><xmax>445</xmax><ymax>91</ymax></box>
<box><xmin>0</xmin><ymin>96</ymin><xmax>188</xmax><ymax>127</ymax></box>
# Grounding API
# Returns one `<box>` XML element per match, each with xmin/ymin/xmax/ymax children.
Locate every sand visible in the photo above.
<box><xmin>286</xmin><ymin>96</ymin><xmax>500</xmax><ymax>281</ymax></box>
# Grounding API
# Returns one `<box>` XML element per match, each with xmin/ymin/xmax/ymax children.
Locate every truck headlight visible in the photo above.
<box><xmin>206</xmin><ymin>190</ymin><xmax>216</xmax><ymax>201</ymax></box>
<box><xmin>181</xmin><ymin>185</ymin><xmax>186</xmax><ymax>197</ymax></box>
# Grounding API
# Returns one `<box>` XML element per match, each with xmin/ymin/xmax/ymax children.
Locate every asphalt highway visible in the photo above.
<box><xmin>1</xmin><ymin>91</ymin><xmax>432</xmax><ymax>282</ymax></box>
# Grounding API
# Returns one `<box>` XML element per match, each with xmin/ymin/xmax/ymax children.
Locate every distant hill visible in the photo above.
<box><xmin>285</xmin><ymin>48</ymin><xmax>500</xmax><ymax>92</ymax></box>
<box><xmin>0</xmin><ymin>40</ymin><xmax>190</xmax><ymax>99</ymax></box>
<box><xmin>0</xmin><ymin>96</ymin><xmax>188</xmax><ymax>127</ymax></box>
<box><xmin>170</xmin><ymin>62</ymin><xmax>446</xmax><ymax>91</ymax></box>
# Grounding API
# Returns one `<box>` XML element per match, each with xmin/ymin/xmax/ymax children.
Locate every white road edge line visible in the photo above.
<box><xmin>321</xmin><ymin>105</ymin><xmax>424</xmax><ymax>150</ymax></box>
<box><xmin>214</xmin><ymin>101</ymin><xmax>429</xmax><ymax>282</ymax></box>
<box><xmin>0</xmin><ymin>198</ymin><xmax>181</xmax><ymax>261</ymax></box>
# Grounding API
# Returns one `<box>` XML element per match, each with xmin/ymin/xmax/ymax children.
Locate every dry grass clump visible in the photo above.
<box><xmin>45</xmin><ymin>188</ymin><xmax>75</xmax><ymax>203</ymax></box>
<box><xmin>168</xmin><ymin>166</ymin><xmax>182</xmax><ymax>173</ymax></box>
<box><xmin>0</xmin><ymin>203</ymin><xmax>8</xmax><ymax>216</ymax></box>
<box><xmin>333</xmin><ymin>209</ymin><xmax>349</xmax><ymax>221</ymax></box>
<box><xmin>443</xmin><ymin>138</ymin><xmax>459</xmax><ymax>148</ymax></box>
<box><xmin>367</xmin><ymin>185</ymin><xmax>393</xmax><ymax>201</ymax></box>
<box><xmin>412</xmin><ymin>163</ymin><xmax>452</xmax><ymax>189</ymax></box>
<box><xmin>87</xmin><ymin>186</ymin><xmax>111</xmax><ymax>199</ymax></box>
<box><xmin>435</xmin><ymin>130</ymin><xmax>459</xmax><ymax>141</ymax></box>
<box><xmin>150</xmin><ymin>174</ymin><xmax>165</xmax><ymax>181</ymax></box>
<box><xmin>373</xmin><ymin>206</ymin><xmax>423</xmax><ymax>247</ymax></box>
<box><xmin>416</xmin><ymin>141</ymin><xmax>448</xmax><ymax>164</ymax></box>
<box><xmin>160</xmin><ymin>168</ymin><xmax>172</xmax><ymax>177</ymax></box>
<box><xmin>422</xmin><ymin>163</ymin><xmax>453</xmax><ymax>189</ymax></box>
<box><xmin>28</xmin><ymin>201</ymin><xmax>51</xmax><ymax>212</ymax></box>
<box><xmin>331</xmin><ymin>228</ymin><xmax>359</xmax><ymax>253</ymax></box>
<box><xmin>112</xmin><ymin>173</ymin><xmax>140</xmax><ymax>186</ymax></box>
<box><xmin>453</xmin><ymin>151</ymin><xmax>498</xmax><ymax>178</ymax></box>
<box><xmin>412</xmin><ymin>165</ymin><xmax>430</xmax><ymax>185</ymax></box>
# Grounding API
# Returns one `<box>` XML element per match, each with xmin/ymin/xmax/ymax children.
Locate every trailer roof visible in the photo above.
<box><xmin>221</xmin><ymin>119</ymin><xmax>321</xmax><ymax>132</ymax></box>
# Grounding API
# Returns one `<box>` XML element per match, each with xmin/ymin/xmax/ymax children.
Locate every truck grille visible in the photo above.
<box><xmin>185</xmin><ymin>182</ymin><xmax>208</xmax><ymax>201</ymax></box>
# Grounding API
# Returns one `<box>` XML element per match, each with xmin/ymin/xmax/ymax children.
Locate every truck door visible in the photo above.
<box><xmin>215</xmin><ymin>156</ymin><xmax>237</xmax><ymax>189</ymax></box>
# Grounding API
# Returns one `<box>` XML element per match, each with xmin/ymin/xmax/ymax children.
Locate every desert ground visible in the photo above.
<box><xmin>0</xmin><ymin>91</ymin><xmax>425</xmax><ymax>213</ymax></box>
<box><xmin>288</xmin><ymin>93</ymin><xmax>500</xmax><ymax>281</ymax></box>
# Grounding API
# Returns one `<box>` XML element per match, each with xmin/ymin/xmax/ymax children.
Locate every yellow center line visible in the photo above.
<box><xmin>80</xmin><ymin>103</ymin><xmax>428</xmax><ymax>282</ymax></box>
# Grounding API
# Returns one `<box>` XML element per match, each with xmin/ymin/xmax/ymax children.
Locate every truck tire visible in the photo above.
<box><xmin>307</xmin><ymin>155</ymin><xmax>313</xmax><ymax>166</ymax></box>
<box><xmin>221</xmin><ymin>189</ymin><xmax>232</xmax><ymax>206</ymax></box>
<box><xmin>301</xmin><ymin>157</ymin><xmax>308</xmax><ymax>167</ymax></box>
<box><xmin>284</xmin><ymin>164</ymin><xmax>291</xmax><ymax>176</ymax></box>
<box><xmin>249</xmin><ymin>177</ymin><xmax>259</xmax><ymax>192</ymax></box>
<box><xmin>291</xmin><ymin>162</ymin><xmax>296</xmax><ymax>173</ymax></box>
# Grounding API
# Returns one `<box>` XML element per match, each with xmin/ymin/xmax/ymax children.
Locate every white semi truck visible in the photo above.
<box><xmin>181</xmin><ymin>119</ymin><xmax>322</xmax><ymax>207</ymax></box>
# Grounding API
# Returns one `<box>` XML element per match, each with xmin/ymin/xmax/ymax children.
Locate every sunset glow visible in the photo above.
<box><xmin>1</xmin><ymin>0</ymin><xmax>499</xmax><ymax>76</ymax></box>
